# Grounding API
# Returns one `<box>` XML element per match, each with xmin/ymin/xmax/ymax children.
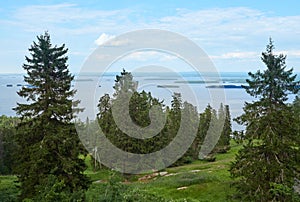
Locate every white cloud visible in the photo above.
<box><xmin>276</xmin><ymin>50</ymin><xmax>300</xmax><ymax>58</ymax></box>
<box><xmin>8</xmin><ymin>5</ymin><xmax>300</xmax><ymax>46</ymax></box>
<box><xmin>211</xmin><ymin>51</ymin><xmax>258</xmax><ymax>59</ymax></box>
<box><xmin>14</xmin><ymin>3</ymin><xmax>124</xmax><ymax>23</ymax></box>
<box><xmin>122</xmin><ymin>51</ymin><xmax>160</xmax><ymax>61</ymax></box>
<box><xmin>95</xmin><ymin>33</ymin><xmax>115</xmax><ymax>46</ymax></box>
<box><xmin>153</xmin><ymin>7</ymin><xmax>300</xmax><ymax>52</ymax></box>
<box><xmin>95</xmin><ymin>33</ymin><xmax>131</xmax><ymax>46</ymax></box>
<box><xmin>2</xmin><ymin>4</ymin><xmax>300</xmax><ymax>72</ymax></box>
<box><xmin>289</xmin><ymin>51</ymin><xmax>300</xmax><ymax>57</ymax></box>
<box><xmin>211</xmin><ymin>49</ymin><xmax>300</xmax><ymax>60</ymax></box>
<box><xmin>7</xmin><ymin>3</ymin><xmax>133</xmax><ymax>35</ymax></box>
<box><xmin>121</xmin><ymin>51</ymin><xmax>178</xmax><ymax>62</ymax></box>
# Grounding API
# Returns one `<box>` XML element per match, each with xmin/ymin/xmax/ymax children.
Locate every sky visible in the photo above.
<box><xmin>1</xmin><ymin>0</ymin><xmax>300</xmax><ymax>73</ymax></box>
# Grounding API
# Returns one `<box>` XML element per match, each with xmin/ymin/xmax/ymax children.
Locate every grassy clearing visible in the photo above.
<box><xmin>85</xmin><ymin>141</ymin><xmax>242</xmax><ymax>201</ymax></box>
<box><xmin>129</xmin><ymin>142</ymin><xmax>241</xmax><ymax>201</ymax></box>
<box><xmin>0</xmin><ymin>141</ymin><xmax>242</xmax><ymax>201</ymax></box>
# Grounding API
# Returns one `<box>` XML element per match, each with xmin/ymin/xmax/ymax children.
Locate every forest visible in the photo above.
<box><xmin>0</xmin><ymin>33</ymin><xmax>299</xmax><ymax>201</ymax></box>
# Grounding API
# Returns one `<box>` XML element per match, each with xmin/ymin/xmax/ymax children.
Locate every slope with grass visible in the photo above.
<box><xmin>0</xmin><ymin>141</ymin><xmax>241</xmax><ymax>201</ymax></box>
<box><xmin>85</xmin><ymin>141</ymin><xmax>242</xmax><ymax>201</ymax></box>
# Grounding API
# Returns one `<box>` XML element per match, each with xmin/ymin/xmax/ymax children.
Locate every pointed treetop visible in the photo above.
<box><xmin>266</xmin><ymin>37</ymin><xmax>274</xmax><ymax>55</ymax></box>
<box><xmin>37</xmin><ymin>31</ymin><xmax>51</xmax><ymax>44</ymax></box>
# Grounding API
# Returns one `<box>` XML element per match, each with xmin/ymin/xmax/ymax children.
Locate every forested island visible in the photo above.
<box><xmin>0</xmin><ymin>33</ymin><xmax>299</xmax><ymax>201</ymax></box>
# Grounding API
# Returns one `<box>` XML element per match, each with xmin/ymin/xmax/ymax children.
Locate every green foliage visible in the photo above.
<box><xmin>230</xmin><ymin>39</ymin><xmax>300</xmax><ymax>201</ymax></box>
<box><xmin>197</xmin><ymin>105</ymin><xmax>212</xmax><ymax>153</ymax></box>
<box><xmin>197</xmin><ymin>103</ymin><xmax>232</xmax><ymax>161</ymax></box>
<box><xmin>0</xmin><ymin>116</ymin><xmax>19</xmax><ymax>174</ymax></box>
<box><xmin>95</xmin><ymin>70</ymin><xmax>233</xmax><ymax>169</ymax></box>
<box><xmin>293</xmin><ymin>96</ymin><xmax>300</xmax><ymax>136</ymax></box>
<box><xmin>122</xmin><ymin>188</ymin><xmax>166</xmax><ymax>202</ymax></box>
<box><xmin>170</xmin><ymin>94</ymin><xmax>200</xmax><ymax>166</ymax></box>
<box><xmin>13</xmin><ymin>32</ymin><xmax>90</xmax><ymax>200</ymax></box>
<box><xmin>215</xmin><ymin>104</ymin><xmax>231</xmax><ymax>153</ymax></box>
<box><xmin>97</xmin><ymin>71</ymin><xmax>165</xmax><ymax>155</ymax></box>
<box><xmin>95</xmin><ymin>172</ymin><xmax>126</xmax><ymax>202</ymax></box>
<box><xmin>32</xmin><ymin>175</ymin><xmax>86</xmax><ymax>202</ymax></box>
<box><xmin>231</xmin><ymin>130</ymin><xmax>245</xmax><ymax>144</ymax></box>
<box><xmin>0</xmin><ymin>175</ymin><xmax>18</xmax><ymax>202</ymax></box>
<box><xmin>270</xmin><ymin>183</ymin><xmax>300</xmax><ymax>202</ymax></box>
<box><xmin>113</xmin><ymin>68</ymin><xmax>137</xmax><ymax>97</ymax></box>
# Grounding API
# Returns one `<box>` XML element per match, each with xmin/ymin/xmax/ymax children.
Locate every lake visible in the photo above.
<box><xmin>1</xmin><ymin>71</ymin><xmax>298</xmax><ymax>130</ymax></box>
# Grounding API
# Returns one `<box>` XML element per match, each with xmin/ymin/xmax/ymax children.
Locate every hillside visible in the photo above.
<box><xmin>0</xmin><ymin>142</ymin><xmax>241</xmax><ymax>201</ymax></box>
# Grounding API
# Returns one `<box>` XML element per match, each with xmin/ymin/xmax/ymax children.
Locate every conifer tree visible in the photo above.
<box><xmin>14</xmin><ymin>32</ymin><xmax>90</xmax><ymax>200</ymax></box>
<box><xmin>167</xmin><ymin>93</ymin><xmax>182</xmax><ymax>148</ymax></box>
<box><xmin>230</xmin><ymin>39</ymin><xmax>300</xmax><ymax>201</ymax></box>
<box><xmin>216</xmin><ymin>104</ymin><xmax>231</xmax><ymax>153</ymax></box>
<box><xmin>198</xmin><ymin>105</ymin><xmax>212</xmax><ymax>145</ymax></box>
<box><xmin>223</xmin><ymin>105</ymin><xmax>232</xmax><ymax>146</ymax></box>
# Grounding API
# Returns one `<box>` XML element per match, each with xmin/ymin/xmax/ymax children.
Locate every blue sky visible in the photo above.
<box><xmin>1</xmin><ymin>0</ymin><xmax>300</xmax><ymax>73</ymax></box>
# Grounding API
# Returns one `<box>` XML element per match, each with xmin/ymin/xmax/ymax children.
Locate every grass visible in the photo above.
<box><xmin>0</xmin><ymin>141</ymin><xmax>242</xmax><ymax>201</ymax></box>
<box><xmin>128</xmin><ymin>142</ymin><xmax>241</xmax><ymax>201</ymax></box>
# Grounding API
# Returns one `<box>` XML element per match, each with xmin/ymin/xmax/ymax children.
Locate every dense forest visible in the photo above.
<box><xmin>0</xmin><ymin>33</ymin><xmax>299</xmax><ymax>201</ymax></box>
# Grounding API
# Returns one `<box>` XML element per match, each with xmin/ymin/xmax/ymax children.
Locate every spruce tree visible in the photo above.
<box><xmin>198</xmin><ymin>105</ymin><xmax>212</xmax><ymax>146</ymax></box>
<box><xmin>230</xmin><ymin>39</ymin><xmax>300</xmax><ymax>201</ymax></box>
<box><xmin>223</xmin><ymin>105</ymin><xmax>232</xmax><ymax>147</ymax></box>
<box><xmin>97</xmin><ymin>70</ymin><xmax>167</xmax><ymax>171</ymax></box>
<box><xmin>215</xmin><ymin>104</ymin><xmax>231</xmax><ymax>153</ymax></box>
<box><xmin>14</xmin><ymin>32</ymin><xmax>90</xmax><ymax>200</ymax></box>
<box><xmin>197</xmin><ymin>104</ymin><xmax>212</xmax><ymax>159</ymax></box>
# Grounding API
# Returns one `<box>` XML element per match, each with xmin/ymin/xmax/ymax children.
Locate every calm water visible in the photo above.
<box><xmin>1</xmin><ymin>72</ymin><xmax>298</xmax><ymax>130</ymax></box>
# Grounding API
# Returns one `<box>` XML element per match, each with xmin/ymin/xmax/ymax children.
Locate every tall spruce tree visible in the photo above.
<box><xmin>230</xmin><ymin>39</ymin><xmax>300</xmax><ymax>201</ymax></box>
<box><xmin>14</xmin><ymin>32</ymin><xmax>90</xmax><ymax>200</ymax></box>
<box><xmin>215</xmin><ymin>104</ymin><xmax>231</xmax><ymax>153</ymax></box>
<box><xmin>198</xmin><ymin>105</ymin><xmax>212</xmax><ymax>146</ymax></box>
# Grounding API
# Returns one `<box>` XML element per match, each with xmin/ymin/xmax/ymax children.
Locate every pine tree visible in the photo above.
<box><xmin>97</xmin><ymin>70</ymin><xmax>169</xmax><ymax>172</ymax></box>
<box><xmin>198</xmin><ymin>105</ymin><xmax>212</xmax><ymax>145</ymax></box>
<box><xmin>169</xmin><ymin>93</ymin><xmax>182</xmax><ymax>135</ymax></box>
<box><xmin>113</xmin><ymin>68</ymin><xmax>137</xmax><ymax>97</ymax></box>
<box><xmin>197</xmin><ymin>104</ymin><xmax>212</xmax><ymax>159</ymax></box>
<box><xmin>13</xmin><ymin>32</ymin><xmax>90</xmax><ymax>200</ymax></box>
<box><xmin>223</xmin><ymin>105</ymin><xmax>232</xmax><ymax>148</ymax></box>
<box><xmin>230</xmin><ymin>39</ymin><xmax>300</xmax><ymax>201</ymax></box>
<box><xmin>168</xmin><ymin>93</ymin><xmax>182</xmax><ymax>148</ymax></box>
<box><xmin>215</xmin><ymin>104</ymin><xmax>231</xmax><ymax>153</ymax></box>
<box><xmin>169</xmin><ymin>93</ymin><xmax>199</xmax><ymax>165</ymax></box>
<box><xmin>181</xmin><ymin>101</ymin><xmax>199</xmax><ymax>162</ymax></box>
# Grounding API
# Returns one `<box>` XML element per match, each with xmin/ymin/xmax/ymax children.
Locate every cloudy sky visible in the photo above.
<box><xmin>1</xmin><ymin>0</ymin><xmax>300</xmax><ymax>73</ymax></box>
